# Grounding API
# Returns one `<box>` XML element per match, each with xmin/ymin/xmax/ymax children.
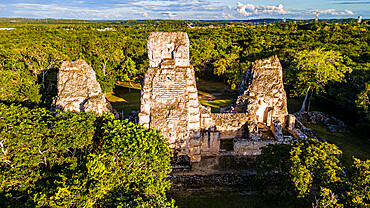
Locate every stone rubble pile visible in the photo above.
<box><xmin>294</xmin><ymin>111</ymin><xmax>349</xmax><ymax>133</ymax></box>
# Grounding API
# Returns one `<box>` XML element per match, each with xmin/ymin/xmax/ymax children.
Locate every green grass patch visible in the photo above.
<box><xmin>200</xmin><ymin>99</ymin><xmax>235</xmax><ymax>112</ymax></box>
<box><xmin>198</xmin><ymin>91</ymin><xmax>214</xmax><ymax>98</ymax></box>
<box><xmin>197</xmin><ymin>79</ymin><xmax>231</xmax><ymax>93</ymax></box>
<box><xmin>106</xmin><ymin>83</ymin><xmax>141</xmax><ymax>116</ymax></box>
<box><xmin>116</xmin><ymin>81</ymin><xmax>141</xmax><ymax>90</ymax></box>
<box><xmin>196</xmin><ymin>78</ymin><xmax>237</xmax><ymax>112</ymax></box>
<box><xmin>197</xmin><ymin>79</ymin><xmax>238</xmax><ymax>99</ymax></box>
<box><xmin>105</xmin><ymin>93</ymin><xmax>127</xmax><ymax>103</ymax></box>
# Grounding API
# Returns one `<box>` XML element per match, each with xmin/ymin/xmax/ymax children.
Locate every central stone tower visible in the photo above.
<box><xmin>139</xmin><ymin>32</ymin><xmax>296</xmax><ymax>164</ymax></box>
<box><xmin>139</xmin><ymin>32</ymin><xmax>201</xmax><ymax>158</ymax></box>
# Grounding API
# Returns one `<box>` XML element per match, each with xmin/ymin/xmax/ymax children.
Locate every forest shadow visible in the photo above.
<box><xmin>39</xmin><ymin>68</ymin><xmax>59</xmax><ymax>107</ymax></box>
<box><xmin>106</xmin><ymin>84</ymin><xmax>141</xmax><ymax>116</ymax></box>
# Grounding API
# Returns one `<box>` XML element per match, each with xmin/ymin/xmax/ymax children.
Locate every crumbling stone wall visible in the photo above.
<box><xmin>199</xmin><ymin>127</ymin><xmax>220</xmax><ymax>156</ymax></box>
<box><xmin>210</xmin><ymin>113</ymin><xmax>249</xmax><ymax>139</ymax></box>
<box><xmin>229</xmin><ymin>55</ymin><xmax>289</xmax><ymax>137</ymax></box>
<box><xmin>233</xmin><ymin>140</ymin><xmax>283</xmax><ymax>155</ymax></box>
<box><xmin>52</xmin><ymin>59</ymin><xmax>115</xmax><ymax>115</ymax></box>
<box><xmin>211</xmin><ymin>113</ymin><xmax>249</xmax><ymax>132</ymax></box>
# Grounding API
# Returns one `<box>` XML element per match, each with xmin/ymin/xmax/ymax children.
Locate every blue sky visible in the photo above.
<box><xmin>0</xmin><ymin>0</ymin><xmax>369</xmax><ymax>20</ymax></box>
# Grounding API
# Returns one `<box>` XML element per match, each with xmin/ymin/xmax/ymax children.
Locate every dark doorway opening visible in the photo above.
<box><xmin>220</xmin><ymin>138</ymin><xmax>234</xmax><ymax>151</ymax></box>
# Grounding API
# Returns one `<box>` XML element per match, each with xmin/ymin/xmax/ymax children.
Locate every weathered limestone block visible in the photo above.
<box><xmin>294</xmin><ymin>111</ymin><xmax>349</xmax><ymax>133</ymax></box>
<box><xmin>84</xmin><ymin>94</ymin><xmax>113</xmax><ymax>115</ymax></box>
<box><xmin>234</xmin><ymin>140</ymin><xmax>281</xmax><ymax>155</ymax></box>
<box><xmin>189</xmin><ymin>131</ymin><xmax>201</xmax><ymax>162</ymax></box>
<box><xmin>148</xmin><ymin>32</ymin><xmax>189</xmax><ymax>67</ymax></box>
<box><xmin>52</xmin><ymin>59</ymin><xmax>114</xmax><ymax>115</ymax></box>
<box><xmin>287</xmin><ymin>114</ymin><xmax>296</xmax><ymax>131</ymax></box>
<box><xmin>211</xmin><ymin>113</ymin><xmax>249</xmax><ymax>132</ymax></box>
<box><xmin>210</xmin><ymin>113</ymin><xmax>249</xmax><ymax>139</ymax></box>
<box><xmin>139</xmin><ymin>64</ymin><xmax>197</xmax><ymax>152</ymax></box>
<box><xmin>294</xmin><ymin>118</ymin><xmax>321</xmax><ymax>140</ymax></box>
<box><xmin>190</xmin><ymin>141</ymin><xmax>201</xmax><ymax>162</ymax></box>
<box><xmin>272</xmin><ymin>118</ymin><xmax>284</xmax><ymax>141</ymax></box>
<box><xmin>200</xmin><ymin>128</ymin><xmax>220</xmax><ymax>156</ymax></box>
<box><xmin>231</xmin><ymin>56</ymin><xmax>289</xmax><ymax>135</ymax></box>
<box><xmin>200</xmin><ymin>105</ymin><xmax>214</xmax><ymax>128</ymax></box>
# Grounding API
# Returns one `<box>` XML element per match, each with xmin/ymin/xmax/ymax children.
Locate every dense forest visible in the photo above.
<box><xmin>1</xmin><ymin>20</ymin><xmax>369</xmax><ymax>125</ymax></box>
<box><xmin>0</xmin><ymin>19</ymin><xmax>369</xmax><ymax>207</ymax></box>
<box><xmin>0</xmin><ymin>104</ymin><xmax>174</xmax><ymax>207</ymax></box>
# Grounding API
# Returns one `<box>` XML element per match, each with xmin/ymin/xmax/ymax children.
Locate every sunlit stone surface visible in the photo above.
<box><xmin>52</xmin><ymin>59</ymin><xmax>115</xmax><ymax>115</ymax></box>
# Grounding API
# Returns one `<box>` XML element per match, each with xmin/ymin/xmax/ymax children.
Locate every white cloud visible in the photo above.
<box><xmin>162</xmin><ymin>12</ymin><xmax>177</xmax><ymax>19</ymax></box>
<box><xmin>237</xmin><ymin>2</ymin><xmax>284</xmax><ymax>17</ymax></box>
<box><xmin>0</xmin><ymin>0</ymin><xmax>359</xmax><ymax>20</ymax></box>
<box><xmin>133</xmin><ymin>11</ymin><xmax>150</xmax><ymax>18</ymax></box>
<box><xmin>259</xmin><ymin>4</ymin><xmax>284</xmax><ymax>14</ymax></box>
<box><xmin>344</xmin><ymin>9</ymin><xmax>354</xmax><ymax>15</ymax></box>
<box><xmin>202</xmin><ymin>4</ymin><xmax>222</xmax><ymax>10</ymax></box>
<box><xmin>319</xmin><ymin>9</ymin><xmax>336</xmax><ymax>15</ymax></box>
<box><xmin>314</xmin><ymin>8</ymin><xmax>355</xmax><ymax>16</ymax></box>
<box><xmin>133</xmin><ymin>0</ymin><xmax>171</xmax><ymax>7</ymax></box>
<box><xmin>237</xmin><ymin>2</ymin><xmax>257</xmax><ymax>16</ymax></box>
<box><xmin>222</xmin><ymin>12</ymin><xmax>235</xmax><ymax>19</ymax></box>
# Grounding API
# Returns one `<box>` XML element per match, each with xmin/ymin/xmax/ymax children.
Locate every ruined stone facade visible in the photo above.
<box><xmin>147</xmin><ymin>32</ymin><xmax>190</xmax><ymax>68</ymax></box>
<box><xmin>225</xmin><ymin>56</ymin><xmax>291</xmax><ymax>141</ymax></box>
<box><xmin>139</xmin><ymin>32</ymin><xmax>202</xmax><ymax>158</ymax></box>
<box><xmin>52</xmin><ymin>59</ymin><xmax>115</xmax><ymax>115</ymax></box>
<box><xmin>140</xmin><ymin>32</ymin><xmax>296</xmax><ymax>163</ymax></box>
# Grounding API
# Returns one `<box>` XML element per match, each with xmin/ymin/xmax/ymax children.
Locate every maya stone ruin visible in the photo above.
<box><xmin>139</xmin><ymin>32</ymin><xmax>300</xmax><ymax>163</ymax></box>
<box><xmin>50</xmin><ymin>32</ymin><xmax>310</xmax><ymax>164</ymax></box>
<box><xmin>52</xmin><ymin>59</ymin><xmax>116</xmax><ymax>115</ymax></box>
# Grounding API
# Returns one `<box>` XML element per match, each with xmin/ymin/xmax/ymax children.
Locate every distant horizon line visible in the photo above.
<box><xmin>0</xmin><ymin>17</ymin><xmax>367</xmax><ymax>21</ymax></box>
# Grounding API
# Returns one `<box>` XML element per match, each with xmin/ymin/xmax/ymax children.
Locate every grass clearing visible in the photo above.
<box><xmin>116</xmin><ymin>81</ymin><xmax>141</xmax><ymax>90</ymax></box>
<box><xmin>106</xmin><ymin>82</ymin><xmax>141</xmax><ymax>116</ymax></box>
<box><xmin>200</xmin><ymin>99</ymin><xmax>235</xmax><ymax>112</ymax></box>
<box><xmin>197</xmin><ymin>79</ymin><xmax>238</xmax><ymax>112</ymax></box>
<box><xmin>197</xmin><ymin>79</ymin><xmax>234</xmax><ymax>94</ymax></box>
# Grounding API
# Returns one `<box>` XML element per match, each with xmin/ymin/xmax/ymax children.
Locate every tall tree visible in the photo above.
<box><xmin>293</xmin><ymin>48</ymin><xmax>352</xmax><ymax>112</ymax></box>
<box><xmin>20</xmin><ymin>45</ymin><xmax>64</xmax><ymax>89</ymax></box>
